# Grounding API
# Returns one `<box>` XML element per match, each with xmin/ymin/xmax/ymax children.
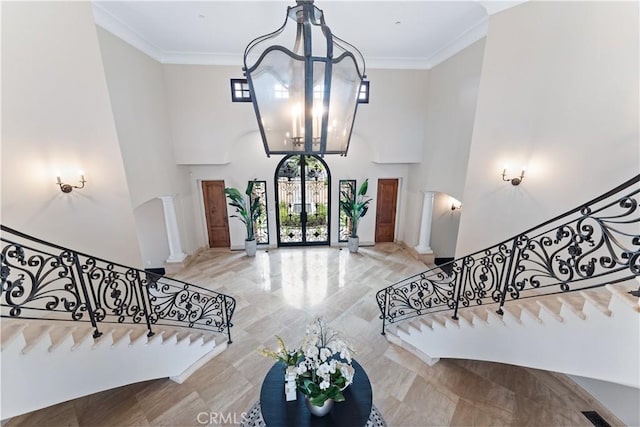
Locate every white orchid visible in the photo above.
<box><xmin>294</xmin><ymin>318</ymin><xmax>356</xmax><ymax>408</ymax></box>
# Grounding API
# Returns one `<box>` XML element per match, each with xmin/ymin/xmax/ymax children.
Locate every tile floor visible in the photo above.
<box><xmin>6</xmin><ymin>244</ymin><xmax>602</xmax><ymax>426</ymax></box>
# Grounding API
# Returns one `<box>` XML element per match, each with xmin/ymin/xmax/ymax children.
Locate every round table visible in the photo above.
<box><xmin>259</xmin><ymin>359</ymin><xmax>373</xmax><ymax>427</ymax></box>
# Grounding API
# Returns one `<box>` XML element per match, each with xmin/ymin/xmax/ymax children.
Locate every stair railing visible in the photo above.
<box><xmin>0</xmin><ymin>226</ymin><xmax>236</xmax><ymax>343</ymax></box>
<box><xmin>377</xmin><ymin>175</ymin><xmax>640</xmax><ymax>334</ymax></box>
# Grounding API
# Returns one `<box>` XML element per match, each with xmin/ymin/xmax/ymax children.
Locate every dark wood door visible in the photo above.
<box><xmin>202</xmin><ymin>180</ymin><xmax>230</xmax><ymax>248</ymax></box>
<box><xmin>375</xmin><ymin>179</ymin><xmax>398</xmax><ymax>242</ymax></box>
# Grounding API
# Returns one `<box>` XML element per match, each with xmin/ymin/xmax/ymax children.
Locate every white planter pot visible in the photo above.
<box><xmin>348</xmin><ymin>236</ymin><xmax>359</xmax><ymax>253</ymax></box>
<box><xmin>245</xmin><ymin>239</ymin><xmax>257</xmax><ymax>257</ymax></box>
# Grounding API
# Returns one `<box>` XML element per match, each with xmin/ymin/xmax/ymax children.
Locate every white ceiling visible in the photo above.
<box><xmin>92</xmin><ymin>1</ymin><xmax>520</xmax><ymax>69</ymax></box>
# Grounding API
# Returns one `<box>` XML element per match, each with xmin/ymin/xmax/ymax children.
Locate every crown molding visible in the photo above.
<box><xmin>478</xmin><ymin>1</ymin><xmax>528</xmax><ymax>16</ymax></box>
<box><xmin>92</xmin><ymin>2</ymin><xmax>164</xmax><ymax>62</ymax></box>
<box><xmin>92</xmin><ymin>2</ymin><xmax>488</xmax><ymax>70</ymax></box>
<box><xmin>424</xmin><ymin>17</ymin><xmax>488</xmax><ymax>69</ymax></box>
<box><xmin>162</xmin><ymin>52</ymin><xmax>243</xmax><ymax>67</ymax></box>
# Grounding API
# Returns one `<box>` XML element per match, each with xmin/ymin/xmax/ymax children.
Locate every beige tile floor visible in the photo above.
<box><xmin>7</xmin><ymin>244</ymin><xmax>603</xmax><ymax>426</ymax></box>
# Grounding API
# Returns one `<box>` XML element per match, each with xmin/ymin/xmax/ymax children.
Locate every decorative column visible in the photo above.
<box><xmin>158</xmin><ymin>196</ymin><xmax>187</xmax><ymax>263</ymax></box>
<box><xmin>415</xmin><ymin>191</ymin><xmax>435</xmax><ymax>254</ymax></box>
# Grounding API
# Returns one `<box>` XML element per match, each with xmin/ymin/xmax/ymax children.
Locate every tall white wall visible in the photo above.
<box><xmin>403</xmin><ymin>39</ymin><xmax>486</xmax><ymax>254</ymax></box>
<box><xmin>95</xmin><ymin>27</ymin><xmax>200</xmax><ymax>260</ymax></box>
<box><xmin>1</xmin><ymin>2</ymin><xmax>141</xmax><ymax>267</ymax></box>
<box><xmin>457</xmin><ymin>1</ymin><xmax>639</xmax><ymax>256</ymax></box>
<box><xmin>429</xmin><ymin>192</ymin><xmax>462</xmax><ymax>260</ymax></box>
<box><xmin>161</xmin><ymin>64</ymin><xmax>432</xmax><ymax>248</ymax></box>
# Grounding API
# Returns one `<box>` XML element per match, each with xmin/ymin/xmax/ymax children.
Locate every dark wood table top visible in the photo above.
<box><xmin>259</xmin><ymin>359</ymin><xmax>373</xmax><ymax>427</ymax></box>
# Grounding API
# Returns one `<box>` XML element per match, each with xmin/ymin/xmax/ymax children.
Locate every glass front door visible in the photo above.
<box><xmin>276</xmin><ymin>155</ymin><xmax>330</xmax><ymax>246</ymax></box>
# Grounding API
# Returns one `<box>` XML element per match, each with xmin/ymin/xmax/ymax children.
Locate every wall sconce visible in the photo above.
<box><xmin>502</xmin><ymin>168</ymin><xmax>525</xmax><ymax>186</ymax></box>
<box><xmin>56</xmin><ymin>172</ymin><xmax>86</xmax><ymax>193</ymax></box>
<box><xmin>449</xmin><ymin>196</ymin><xmax>462</xmax><ymax>211</ymax></box>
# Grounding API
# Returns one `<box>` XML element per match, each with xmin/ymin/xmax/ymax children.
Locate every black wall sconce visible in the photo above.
<box><xmin>502</xmin><ymin>168</ymin><xmax>525</xmax><ymax>186</ymax></box>
<box><xmin>57</xmin><ymin>173</ymin><xmax>86</xmax><ymax>193</ymax></box>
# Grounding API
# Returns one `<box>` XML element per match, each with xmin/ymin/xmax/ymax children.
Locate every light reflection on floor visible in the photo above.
<box><xmin>280</xmin><ymin>248</ymin><xmax>328</xmax><ymax>308</ymax></box>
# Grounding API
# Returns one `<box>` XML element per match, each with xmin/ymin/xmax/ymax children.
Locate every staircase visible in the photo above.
<box><xmin>376</xmin><ymin>175</ymin><xmax>640</xmax><ymax>422</ymax></box>
<box><xmin>384</xmin><ymin>278</ymin><xmax>639</xmax><ymax>388</ymax></box>
<box><xmin>1</xmin><ymin>226</ymin><xmax>236</xmax><ymax>419</ymax></box>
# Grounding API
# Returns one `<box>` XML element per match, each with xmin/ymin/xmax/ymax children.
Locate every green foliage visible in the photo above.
<box><xmin>339</xmin><ymin>179</ymin><xmax>372</xmax><ymax>238</ymax></box>
<box><xmin>224</xmin><ymin>179</ymin><xmax>262</xmax><ymax>241</ymax></box>
<box><xmin>297</xmin><ymin>372</ymin><xmax>347</xmax><ymax>406</ymax></box>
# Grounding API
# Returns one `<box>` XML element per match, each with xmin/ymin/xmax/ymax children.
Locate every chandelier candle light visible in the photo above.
<box><xmin>243</xmin><ymin>0</ymin><xmax>366</xmax><ymax>156</ymax></box>
<box><xmin>260</xmin><ymin>318</ymin><xmax>355</xmax><ymax>417</ymax></box>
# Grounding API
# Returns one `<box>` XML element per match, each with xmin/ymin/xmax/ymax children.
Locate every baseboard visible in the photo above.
<box><xmin>435</xmin><ymin>257</ymin><xmax>454</xmax><ymax>266</ymax></box>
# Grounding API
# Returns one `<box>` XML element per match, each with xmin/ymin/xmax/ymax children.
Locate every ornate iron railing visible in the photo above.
<box><xmin>377</xmin><ymin>175</ymin><xmax>640</xmax><ymax>334</ymax></box>
<box><xmin>0</xmin><ymin>226</ymin><xmax>236</xmax><ymax>343</ymax></box>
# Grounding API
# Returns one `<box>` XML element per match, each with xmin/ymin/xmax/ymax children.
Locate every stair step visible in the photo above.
<box><xmin>189</xmin><ymin>332</ymin><xmax>206</xmax><ymax>345</ymax></box>
<box><xmin>175</xmin><ymin>330</ymin><xmax>191</xmax><ymax>344</ymax></box>
<box><xmin>71</xmin><ymin>326</ymin><xmax>94</xmax><ymax>350</ymax></box>
<box><xmin>536</xmin><ymin>299</ymin><xmax>564</xmax><ymax>322</ymax></box>
<box><xmin>457</xmin><ymin>310</ymin><xmax>474</xmax><ymax>327</ymax></box>
<box><xmin>519</xmin><ymin>301</ymin><xmax>542</xmax><ymax>323</ymax></box>
<box><xmin>21</xmin><ymin>324</ymin><xmax>53</xmax><ymax>354</ymax></box>
<box><xmin>486</xmin><ymin>309</ymin><xmax>506</xmax><ymax>325</ymax></box>
<box><xmin>92</xmin><ymin>328</ymin><xmax>114</xmax><ymax>349</ymax></box>
<box><xmin>503</xmin><ymin>305</ymin><xmax>523</xmax><ymax>324</ymax></box>
<box><xmin>580</xmin><ymin>290</ymin><xmax>612</xmax><ymax>316</ymax></box>
<box><xmin>48</xmin><ymin>325</ymin><xmax>76</xmax><ymax>352</ymax></box>
<box><xmin>470</xmin><ymin>307</ymin><xmax>489</xmax><ymax>324</ymax></box>
<box><xmin>557</xmin><ymin>294</ymin><xmax>587</xmax><ymax>320</ymax></box>
<box><xmin>445</xmin><ymin>315</ymin><xmax>460</xmax><ymax>328</ymax></box>
<box><xmin>111</xmin><ymin>327</ymin><xmax>132</xmax><ymax>347</ymax></box>
<box><xmin>606</xmin><ymin>284</ymin><xmax>640</xmax><ymax>312</ymax></box>
<box><xmin>429</xmin><ymin>314</ymin><xmax>447</xmax><ymax>328</ymax></box>
<box><xmin>129</xmin><ymin>327</ymin><xmax>150</xmax><ymax>346</ymax></box>
<box><xmin>202</xmin><ymin>333</ymin><xmax>217</xmax><ymax>346</ymax></box>
<box><xmin>417</xmin><ymin>318</ymin><xmax>434</xmax><ymax>330</ymax></box>
<box><xmin>160</xmin><ymin>329</ymin><xmax>179</xmax><ymax>344</ymax></box>
<box><xmin>394</xmin><ymin>322</ymin><xmax>410</xmax><ymax>334</ymax></box>
<box><xmin>1</xmin><ymin>321</ymin><xmax>28</xmax><ymax>351</ymax></box>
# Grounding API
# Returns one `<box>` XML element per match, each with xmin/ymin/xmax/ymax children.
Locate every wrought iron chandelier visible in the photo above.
<box><xmin>243</xmin><ymin>0</ymin><xmax>366</xmax><ymax>157</ymax></box>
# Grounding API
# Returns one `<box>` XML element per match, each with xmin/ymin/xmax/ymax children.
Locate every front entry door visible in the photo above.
<box><xmin>276</xmin><ymin>155</ymin><xmax>330</xmax><ymax>246</ymax></box>
<box><xmin>202</xmin><ymin>180</ymin><xmax>230</xmax><ymax>248</ymax></box>
<box><xmin>375</xmin><ymin>178</ymin><xmax>398</xmax><ymax>242</ymax></box>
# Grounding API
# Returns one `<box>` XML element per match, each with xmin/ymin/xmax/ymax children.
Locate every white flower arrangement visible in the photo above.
<box><xmin>259</xmin><ymin>318</ymin><xmax>355</xmax><ymax>407</ymax></box>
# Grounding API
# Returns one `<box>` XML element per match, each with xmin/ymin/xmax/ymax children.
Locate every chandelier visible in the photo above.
<box><xmin>243</xmin><ymin>0</ymin><xmax>366</xmax><ymax>157</ymax></box>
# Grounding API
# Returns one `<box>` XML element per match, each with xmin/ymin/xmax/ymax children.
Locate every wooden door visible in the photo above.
<box><xmin>202</xmin><ymin>180</ymin><xmax>230</xmax><ymax>248</ymax></box>
<box><xmin>375</xmin><ymin>179</ymin><xmax>398</xmax><ymax>242</ymax></box>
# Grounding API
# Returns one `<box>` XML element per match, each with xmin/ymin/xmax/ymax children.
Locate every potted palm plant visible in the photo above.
<box><xmin>339</xmin><ymin>179</ymin><xmax>372</xmax><ymax>253</ymax></box>
<box><xmin>224</xmin><ymin>179</ymin><xmax>262</xmax><ymax>256</ymax></box>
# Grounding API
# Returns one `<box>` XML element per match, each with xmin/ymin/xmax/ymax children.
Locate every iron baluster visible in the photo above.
<box><xmin>138</xmin><ymin>271</ymin><xmax>155</xmax><ymax>338</ymax></box>
<box><xmin>380</xmin><ymin>287</ymin><xmax>389</xmax><ymax>335</ymax></box>
<box><xmin>224</xmin><ymin>295</ymin><xmax>233</xmax><ymax>344</ymax></box>
<box><xmin>71</xmin><ymin>253</ymin><xmax>102</xmax><ymax>338</ymax></box>
<box><xmin>451</xmin><ymin>260</ymin><xmax>466</xmax><ymax>320</ymax></box>
<box><xmin>496</xmin><ymin>238</ymin><xmax>520</xmax><ymax>316</ymax></box>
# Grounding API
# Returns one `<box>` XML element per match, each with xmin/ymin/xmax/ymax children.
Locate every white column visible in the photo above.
<box><xmin>415</xmin><ymin>191</ymin><xmax>435</xmax><ymax>254</ymax></box>
<box><xmin>158</xmin><ymin>196</ymin><xmax>187</xmax><ymax>263</ymax></box>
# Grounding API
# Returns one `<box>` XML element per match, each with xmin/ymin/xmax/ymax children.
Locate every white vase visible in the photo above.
<box><xmin>348</xmin><ymin>236</ymin><xmax>359</xmax><ymax>253</ymax></box>
<box><xmin>245</xmin><ymin>239</ymin><xmax>257</xmax><ymax>257</ymax></box>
